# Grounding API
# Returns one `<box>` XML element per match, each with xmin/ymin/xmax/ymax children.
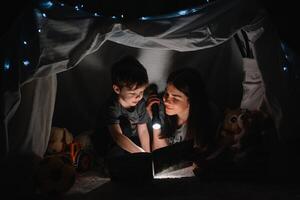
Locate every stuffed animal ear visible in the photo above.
<box><xmin>50</xmin><ymin>127</ymin><xmax>64</xmax><ymax>141</ymax></box>
<box><xmin>63</xmin><ymin>128</ymin><xmax>73</xmax><ymax>145</ymax></box>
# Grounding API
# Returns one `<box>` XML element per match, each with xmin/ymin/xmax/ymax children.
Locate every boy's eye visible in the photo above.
<box><xmin>128</xmin><ymin>91</ymin><xmax>143</xmax><ymax>97</ymax></box>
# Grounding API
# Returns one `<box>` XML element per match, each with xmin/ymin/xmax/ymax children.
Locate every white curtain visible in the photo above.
<box><xmin>3</xmin><ymin>0</ymin><xmax>287</xmax><ymax>157</ymax></box>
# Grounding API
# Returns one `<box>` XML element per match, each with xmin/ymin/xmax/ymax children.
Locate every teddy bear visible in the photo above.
<box><xmin>73</xmin><ymin>130</ymin><xmax>94</xmax><ymax>151</ymax></box>
<box><xmin>217</xmin><ymin>108</ymin><xmax>268</xmax><ymax>151</ymax></box>
<box><xmin>46</xmin><ymin>127</ymin><xmax>74</xmax><ymax>154</ymax></box>
<box><xmin>213</xmin><ymin>107</ymin><xmax>272</xmax><ymax>166</ymax></box>
<box><xmin>193</xmin><ymin>108</ymin><xmax>271</xmax><ymax>179</ymax></box>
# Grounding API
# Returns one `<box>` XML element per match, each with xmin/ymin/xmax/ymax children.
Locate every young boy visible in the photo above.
<box><xmin>102</xmin><ymin>56</ymin><xmax>151</xmax><ymax>156</ymax></box>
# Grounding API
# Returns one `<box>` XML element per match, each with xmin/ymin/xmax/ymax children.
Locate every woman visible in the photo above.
<box><xmin>147</xmin><ymin>68</ymin><xmax>214</xmax><ymax>152</ymax></box>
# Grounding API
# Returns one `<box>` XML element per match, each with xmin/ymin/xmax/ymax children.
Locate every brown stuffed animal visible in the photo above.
<box><xmin>217</xmin><ymin>108</ymin><xmax>268</xmax><ymax>151</ymax></box>
<box><xmin>46</xmin><ymin>127</ymin><xmax>73</xmax><ymax>154</ymax></box>
<box><xmin>193</xmin><ymin>108</ymin><xmax>270</xmax><ymax>178</ymax></box>
<box><xmin>74</xmin><ymin>130</ymin><xmax>94</xmax><ymax>151</ymax></box>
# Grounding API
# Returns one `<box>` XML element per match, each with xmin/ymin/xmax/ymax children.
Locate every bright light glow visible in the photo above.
<box><xmin>23</xmin><ymin>60</ymin><xmax>30</xmax><ymax>66</ymax></box>
<box><xmin>178</xmin><ymin>10</ymin><xmax>188</xmax><ymax>16</ymax></box>
<box><xmin>140</xmin><ymin>16</ymin><xmax>150</xmax><ymax>20</ymax></box>
<box><xmin>38</xmin><ymin>29</ymin><xmax>41</xmax><ymax>33</ymax></box>
<box><xmin>152</xmin><ymin>123</ymin><xmax>161</xmax><ymax>130</ymax></box>
<box><xmin>154</xmin><ymin>165</ymin><xmax>195</xmax><ymax>179</ymax></box>
<box><xmin>23</xmin><ymin>41</ymin><xmax>27</xmax><ymax>45</ymax></box>
<box><xmin>191</xmin><ymin>8</ymin><xmax>198</xmax><ymax>13</ymax></box>
<box><xmin>94</xmin><ymin>13</ymin><xmax>100</xmax><ymax>16</ymax></box>
<box><xmin>139</xmin><ymin>7</ymin><xmax>201</xmax><ymax>21</ymax></box>
<box><xmin>283</xmin><ymin>67</ymin><xmax>288</xmax><ymax>71</ymax></box>
<box><xmin>42</xmin><ymin>13</ymin><xmax>47</xmax><ymax>17</ymax></box>
<box><xmin>4</xmin><ymin>60</ymin><xmax>10</xmax><ymax>71</ymax></box>
<box><xmin>75</xmin><ymin>6</ymin><xmax>79</xmax><ymax>11</ymax></box>
<box><xmin>40</xmin><ymin>1</ymin><xmax>53</xmax><ymax>9</ymax></box>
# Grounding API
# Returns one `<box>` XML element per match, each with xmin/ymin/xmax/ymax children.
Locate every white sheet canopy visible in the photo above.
<box><xmin>1</xmin><ymin>0</ymin><xmax>295</xmax><ymax>157</ymax></box>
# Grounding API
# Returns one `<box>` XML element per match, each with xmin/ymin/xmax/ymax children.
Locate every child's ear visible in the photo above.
<box><xmin>112</xmin><ymin>84</ymin><xmax>121</xmax><ymax>94</ymax></box>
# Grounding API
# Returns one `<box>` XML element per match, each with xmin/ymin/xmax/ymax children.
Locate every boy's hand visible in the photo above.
<box><xmin>146</xmin><ymin>94</ymin><xmax>160</xmax><ymax>118</ymax></box>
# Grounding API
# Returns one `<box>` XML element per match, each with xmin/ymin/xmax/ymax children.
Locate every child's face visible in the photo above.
<box><xmin>163</xmin><ymin>83</ymin><xmax>190</xmax><ymax>116</ymax></box>
<box><xmin>113</xmin><ymin>84</ymin><xmax>147</xmax><ymax>108</ymax></box>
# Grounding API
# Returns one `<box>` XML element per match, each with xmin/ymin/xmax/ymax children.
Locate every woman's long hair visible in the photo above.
<box><xmin>163</xmin><ymin>68</ymin><xmax>213</xmax><ymax>148</ymax></box>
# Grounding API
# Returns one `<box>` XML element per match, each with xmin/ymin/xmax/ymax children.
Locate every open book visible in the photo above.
<box><xmin>106</xmin><ymin>140</ymin><xmax>194</xmax><ymax>181</ymax></box>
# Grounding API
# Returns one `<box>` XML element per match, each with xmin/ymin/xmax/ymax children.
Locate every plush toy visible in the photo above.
<box><xmin>74</xmin><ymin>130</ymin><xmax>94</xmax><ymax>151</ymax></box>
<box><xmin>46</xmin><ymin>127</ymin><xmax>74</xmax><ymax>154</ymax></box>
<box><xmin>193</xmin><ymin>108</ymin><xmax>271</xmax><ymax>179</ymax></box>
<box><xmin>217</xmin><ymin>108</ymin><xmax>268</xmax><ymax>152</ymax></box>
<box><xmin>36</xmin><ymin>156</ymin><xmax>76</xmax><ymax>195</ymax></box>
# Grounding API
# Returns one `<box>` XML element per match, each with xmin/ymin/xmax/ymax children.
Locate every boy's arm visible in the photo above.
<box><xmin>152</xmin><ymin>128</ymin><xmax>169</xmax><ymax>151</ymax></box>
<box><xmin>108</xmin><ymin>124</ymin><xmax>145</xmax><ymax>153</ymax></box>
<box><xmin>137</xmin><ymin>123</ymin><xmax>150</xmax><ymax>152</ymax></box>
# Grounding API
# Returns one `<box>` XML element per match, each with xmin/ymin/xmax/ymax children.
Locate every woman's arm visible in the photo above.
<box><xmin>108</xmin><ymin>124</ymin><xmax>145</xmax><ymax>153</ymax></box>
<box><xmin>137</xmin><ymin>123</ymin><xmax>151</xmax><ymax>152</ymax></box>
<box><xmin>152</xmin><ymin>128</ymin><xmax>169</xmax><ymax>151</ymax></box>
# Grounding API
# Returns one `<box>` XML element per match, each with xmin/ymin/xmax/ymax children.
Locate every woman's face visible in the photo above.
<box><xmin>163</xmin><ymin>83</ymin><xmax>190</xmax><ymax>116</ymax></box>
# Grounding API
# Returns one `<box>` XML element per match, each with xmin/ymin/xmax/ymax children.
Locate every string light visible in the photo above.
<box><xmin>35</xmin><ymin>0</ymin><xmax>213</xmax><ymax>21</ymax></box>
<box><xmin>140</xmin><ymin>16</ymin><xmax>150</xmax><ymax>20</ymax></box>
<box><xmin>40</xmin><ymin>0</ymin><xmax>54</xmax><ymax>9</ymax></box>
<box><xmin>178</xmin><ymin>10</ymin><xmax>188</xmax><ymax>16</ymax></box>
<box><xmin>4</xmin><ymin>60</ymin><xmax>10</xmax><ymax>71</ymax></box>
<box><xmin>139</xmin><ymin>7</ymin><xmax>201</xmax><ymax>21</ymax></box>
<box><xmin>23</xmin><ymin>60</ymin><xmax>30</xmax><ymax>66</ymax></box>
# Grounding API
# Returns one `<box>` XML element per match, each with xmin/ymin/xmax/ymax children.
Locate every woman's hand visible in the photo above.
<box><xmin>146</xmin><ymin>94</ymin><xmax>161</xmax><ymax>118</ymax></box>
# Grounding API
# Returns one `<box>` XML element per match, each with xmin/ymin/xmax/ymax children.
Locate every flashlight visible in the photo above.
<box><xmin>148</xmin><ymin>84</ymin><xmax>162</xmax><ymax>130</ymax></box>
<box><xmin>152</xmin><ymin>103</ymin><xmax>161</xmax><ymax>130</ymax></box>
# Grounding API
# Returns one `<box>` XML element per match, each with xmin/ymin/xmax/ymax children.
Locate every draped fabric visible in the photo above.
<box><xmin>1</xmin><ymin>0</ymin><xmax>290</xmax><ymax>157</ymax></box>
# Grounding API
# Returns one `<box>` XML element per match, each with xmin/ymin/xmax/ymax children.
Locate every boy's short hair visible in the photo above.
<box><xmin>111</xmin><ymin>56</ymin><xmax>149</xmax><ymax>89</ymax></box>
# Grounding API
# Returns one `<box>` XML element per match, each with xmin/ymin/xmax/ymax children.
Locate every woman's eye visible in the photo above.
<box><xmin>172</xmin><ymin>98</ymin><xmax>179</xmax><ymax>103</ymax></box>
